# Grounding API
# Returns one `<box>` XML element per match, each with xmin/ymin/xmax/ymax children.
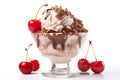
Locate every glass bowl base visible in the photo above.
<box><xmin>41</xmin><ymin>63</ymin><xmax>80</xmax><ymax>78</ymax></box>
<box><xmin>41</xmin><ymin>71</ymin><xmax>81</xmax><ymax>78</ymax></box>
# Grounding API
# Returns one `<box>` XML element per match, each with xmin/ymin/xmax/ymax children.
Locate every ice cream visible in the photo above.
<box><xmin>38</xmin><ymin>5</ymin><xmax>88</xmax><ymax>34</ymax></box>
<box><xmin>31</xmin><ymin>5</ymin><xmax>88</xmax><ymax>64</ymax></box>
<box><xmin>33</xmin><ymin>33</ymin><xmax>87</xmax><ymax>63</ymax></box>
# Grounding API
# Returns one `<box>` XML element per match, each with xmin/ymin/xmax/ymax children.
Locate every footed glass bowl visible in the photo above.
<box><xmin>32</xmin><ymin>32</ymin><xmax>87</xmax><ymax>77</ymax></box>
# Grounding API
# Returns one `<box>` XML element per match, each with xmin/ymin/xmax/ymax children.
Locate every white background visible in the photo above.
<box><xmin>0</xmin><ymin>0</ymin><xmax>120</xmax><ymax>80</ymax></box>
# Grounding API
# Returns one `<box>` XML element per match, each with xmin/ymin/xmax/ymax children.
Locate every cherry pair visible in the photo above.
<box><xmin>78</xmin><ymin>40</ymin><xmax>105</xmax><ymax>74</ymax></box>
<box><xmin>19</xmin><ymin>44</ymin><xmax>40</xmax><ymax>74</ymax></box>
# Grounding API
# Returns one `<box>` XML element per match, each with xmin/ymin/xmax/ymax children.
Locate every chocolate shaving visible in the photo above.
<box><xmin>44</xmin><ymin>14</ymin><xmax>50</xmax><ymax>20</ymax></box>
<box><xmin>42</xmin><ymin>9</ymin><xmax>52</xmax><ymax>15</ymax></box>
<box><xmin>36</xmin><ymin>34</ymin><xmax>40</xmax><ymax>47</ymax></box>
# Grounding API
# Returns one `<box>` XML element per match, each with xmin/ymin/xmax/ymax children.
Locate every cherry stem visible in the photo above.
<box><xmin>25</xmin><ymin>44</ymin><xmax>33</xmax><ymax>62</ymax></box>
<box><xmin>35</xmin><ymin>4</ymin><xmax>48</xmax><ymax>19</ymax></box>
<box><xmin>85</xmin><ymin>42</ymin><xmax>90</xmax><ymax>59</ymax></box>
<box><xmin>25</xmin><ymin>48</ymin><xmax>28</xmax><ymax>62</ymax></box>
<box><xmin>90</xmin><ymin>40</ymin><xmax>97</xmax><ymax>61</ymax></box>
<box><xmin>85</xmin><ymin>40</ymin><xmax>97</xmax><ymax>61</ymax></box>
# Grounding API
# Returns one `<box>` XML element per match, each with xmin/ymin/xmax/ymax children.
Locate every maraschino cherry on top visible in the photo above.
<box><xmin>28</xmin><ymin>4</ymin><xmax>48</xmax><ymax>33</ymax></box>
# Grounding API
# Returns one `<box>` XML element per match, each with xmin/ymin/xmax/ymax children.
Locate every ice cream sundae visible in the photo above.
<box><xmin>28</xmin><ymin>4</ymin><xmax>88</xmax><ymax>75</ymax></box>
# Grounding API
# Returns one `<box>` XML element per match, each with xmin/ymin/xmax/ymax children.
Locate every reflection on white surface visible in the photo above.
<box><xmin>19</xmin><ymin>73</ymin><xmax>41</xmax><ymax>80</ymax></box>
<box><xmin>19</xmin><ymin>72</ymin><xmax>105</xmax><ymax>80</ymax></box>
<box><xmin>91</xmin><ymin>74</ymin><xmax>105</xmax><ymax>80</ymax></box>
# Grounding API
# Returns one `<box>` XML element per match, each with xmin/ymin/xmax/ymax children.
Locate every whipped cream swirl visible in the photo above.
<box><xmin>40</xmin><ymin>7</ymin><xmax>74</xmax><ymax>32</ymax></box>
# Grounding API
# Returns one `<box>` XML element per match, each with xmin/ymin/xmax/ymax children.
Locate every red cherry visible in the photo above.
<box><xmin>28</xmin><ymin>19</ymin><xmax>41</xmax><ymax>33</ymax></box>
<box><xmin>78</xmin><ymin>58</ymin><xmax>90</xmax><ymax>72</ymax></box>
<box><xmin>90</xmin><ymin>61</ymin><xmax>105</xmax><ymax>74</ymax></box>
<box><xmin>31</xmin><ymin>60</ymin><xmax>40</xmax><ymax>71</ymax></box>
<box><xmin>19</xmin><ymin>61</ymin><xmax>33</xmax><ymax>74</ymax></box>
<box><xmin>28</xmin><ymin>4</ymin><xmax>48</xmax><ymax>33</ymax></box>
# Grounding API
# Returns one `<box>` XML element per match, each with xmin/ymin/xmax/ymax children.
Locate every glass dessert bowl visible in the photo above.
<box><xmin>32</xmin><ymin>32</ymin><xmax>87</xmax><ymax>76</ymax></box>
